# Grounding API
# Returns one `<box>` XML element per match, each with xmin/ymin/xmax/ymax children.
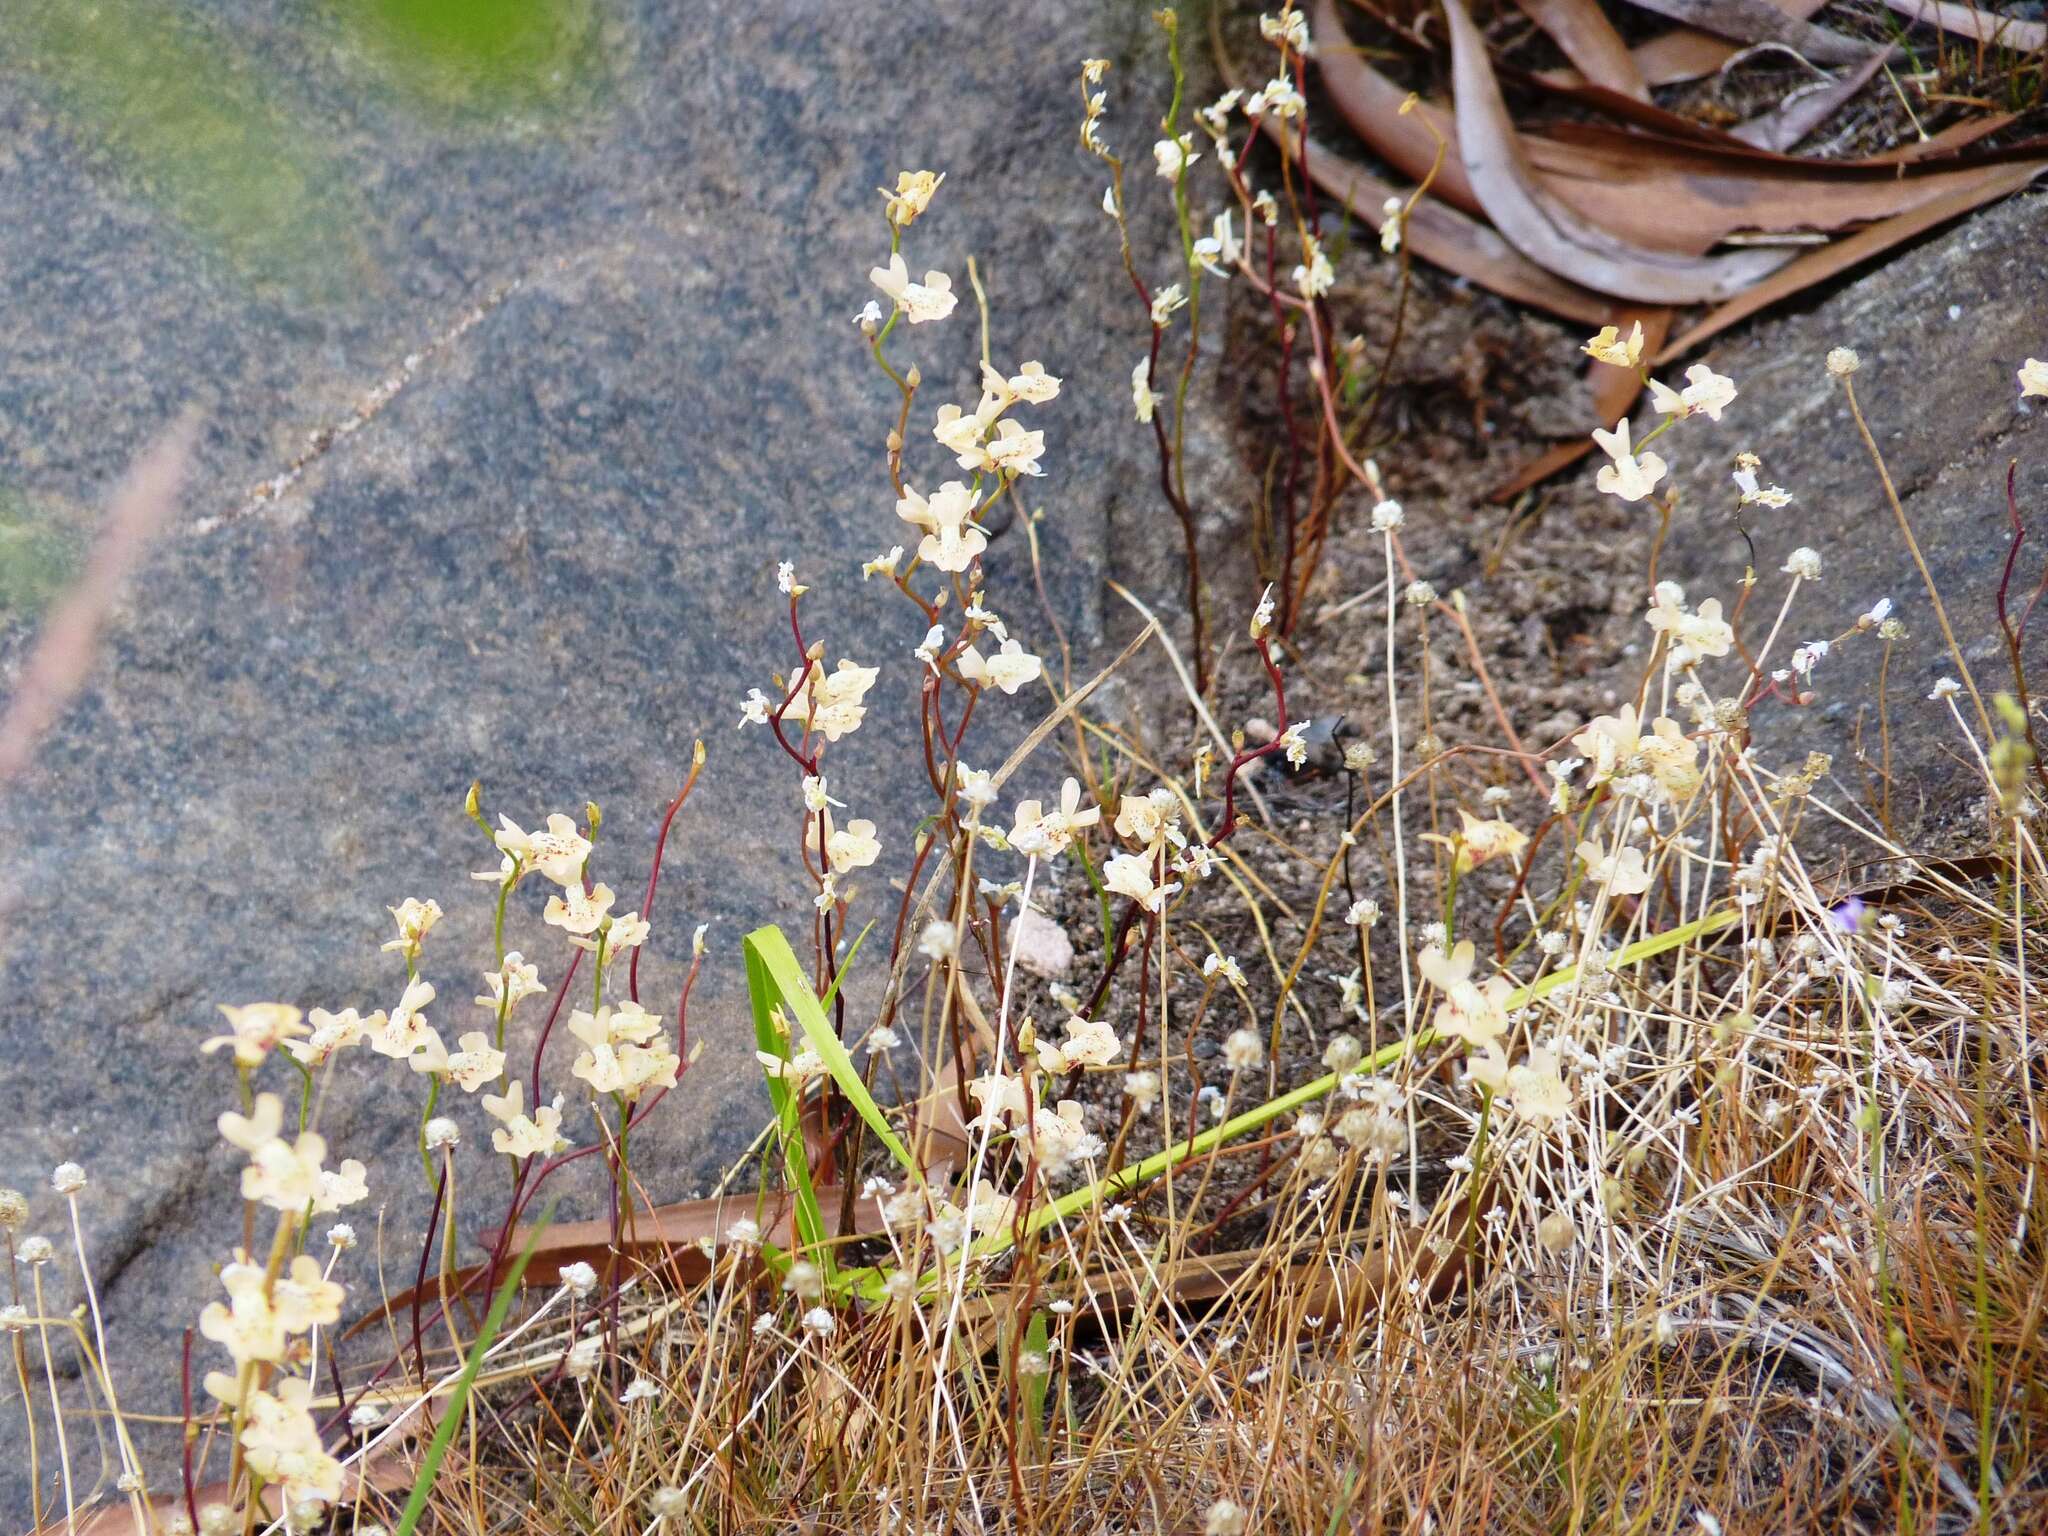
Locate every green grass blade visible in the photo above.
<box><xmin>393</xmin><ymin>1200</ymin><xmax>554</xmax><ymax>1536</ymax></box>
<box><xmin>825</xmin><ymin>907</ymin><xmax>1737</xmax><ymax>1302</ymax></box>
<box><xmin>747</xmin><ymin>923</ymin><xmax>916</xmax><ymax>1176</ymax></box>
<box><xmin>818</xmin><ymin>918</ymin><xmax>876</xmax><ymax>1014</ymax></box>
<box><xmin>1022</xmin><ymin>1309</ymin><xmax>1051</xmax><ymax>1446</ymax></box>
<box><xmin>746</xmin><ymin>934</ymin><xmax>830</xmax><ymax>1267</ymax></box>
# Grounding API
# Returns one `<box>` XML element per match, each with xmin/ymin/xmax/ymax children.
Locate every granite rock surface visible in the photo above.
<box><xmin>1657</xmin><ymin>191</ymin><xmax>2046</xmax><ymax>878</ymax></box>
<box><xmin>0</xmin><ymin>0</ymin><xmax>1164</xmax><ymax>1514</ymax></box>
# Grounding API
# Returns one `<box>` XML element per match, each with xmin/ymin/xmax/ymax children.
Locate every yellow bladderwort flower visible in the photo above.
<box><xmin>369</xmin><ymin>977</ymin><xmax>438</xmax><ymax>1059</ymax></box>
<box><xmin>218</xmin><ymin>1092</ymin><xmax>284</xmax><ymax>1153</ymax></box>
<box><xmin>993</xmin><ymin>358</ymin><xmax>1062</xmax><ymax>405</ymax></box>
<box><xmin>568</xmin><ymin>1003</ymin><xmax>679</xmax><ymax>1102</ymax></box>
<box><xmin>1023</xmin><ymin>1099</ymin><xmax>1103</xmax><ymax>1177</ymax></box>
<box><xmin>1102</xmin><ymin>850</ymin><xmax>1180</xmax><ymax>913</ymax></box>
<box><xmin>269</xmin><ymin>1253</ymin><xmax>344</xmax><ymax>1333</ymax></box>
<box><xmin>202</xmin><ymin>1003</ymin><xmax>309</xmax><ymax>1068</ymax></box>
<box><xmin>438</xmin><ymin>1030</ymin><xmax>508</xmax><ymax>1092</ymax></box>
<box><xmin>879</xmin><ymin>169</ymin><xmax>944</xmax><ymax>228</ymax></box>
<box><xmin>1582</xmin><ymin>321</ymin><xmax>1644</xmax><ymax>367</ymax></box>
<box><xmin>1506</xmin><ymin>1047</ymin><xmax>1573</xmax><ymax>1124</ymax></box>
<box><xmin>1010</xmin><ymin>777</ymin><xmax>1102</xmax><ymax>858</ymax></box>
<box><xmin>804</xmin><ymin>811</ymin><xmax>882</xmax><ymax>874</ymax></box>
<box><xmin>493</xmin><ymin>812</ymin><xmax>590</xmax><ymax>887</ymax></box>
<box><xmin>481</xmin><ymin>1080</ymin><xmax>570</xmax><ymax>1158</ymax></box>
<box><xmin>544</xmin><ymin>880</ymin><xmax>616</xmax><ymax>937</ymax></box>
<box><xmin>1591</xmin><ymin>418</ymin><xmax>1666</xmax><ymax>503</ymax></box>
<box><xmin>1151</xmin><ymin>133</ymin><xmax>1200</xmax><ymax>180</ymax></box>
<box><xmin>474</xmin><ymin>952</ymin><xmax>544</xmax><ymax>1013</ymax></box>
<box><xmin>199</xmin><ymin>1261</ymin><xmax>286</xmax><ymax>1368</ymax></box>
<box><xmin>1573</xmin><ymin>704</ymin><xmax>1643</xmax><ymax>784</ymax></box>
<box><xmin>287</xmin><ymin>1007</ymin><xmax>374</xmax><ymax>1067</ymax></box>
<box><xmin>1418</xmin><ymin>940</ymin><xmax>1513</xmax><ymax>1049</ymax></box>
<box><xmin>1578</xmin><ymin>839</ymin><xmax>1653</xmax><ymax>897</ymax></box>
<box><xmin>239</xmin><ymin>1376</ymin><xmax>344</xmax><ymax>1503</ymax></box>
<box><xmin>868</xmin><ymin>253</ymin><xmax>958</xmax><ymax>324</ymax></box>
<box><xmin>1422</xmin><ymin>808</ymin><xmax>1529</xmax><ymax>875</ymax></box>
<box><xmin>1648</xmin><ymin>363</ymin><xmax>1737</xmax><ymax>422</ymax></box>
<box><xmin>380</xmin><ymin>896</ymin><xmax>443</xmax><ymax>959</ymax></box>
<box><xmin>785</xmin><ymin>658</ymin><xmax>880</xmax><ymax>742</ymax></box>
<box><xmin>241</xmin><ymin>1131</ymin><xmax>333</xmax><ymax>1211</ymax></box>
<box><xmin>984</xmin><ymin>418</ymin><xmax>1046</xmax><ymax>478</ymax></box>
<box><xmin>1292</xmin><ymin>236</ymin><xmax>1333</xmax><ymax>299</ymax></box>
<box><xmin>1036</xmin><ymin>1014</ymin><xmax>1122</xmax><ymax>1074</ymax></box>
<box><xmin>1644</xmin><ymin>582</ymin><xmax>1734</xmax><ymax>664</ymax></box>
<box><xmin>1246</xmin><ymin>76</ymin><xmax>1304</xmax><ymax>118</ymax></box>
<box><xmin>957</xmin><ymin>637</ymin><xmax>1043</xmax><ymax>695</ymax></box>
<box><xmin>1112</xmin><ymin>785</ymin><xmax>1178</xmax><ymax>848</ymax></box>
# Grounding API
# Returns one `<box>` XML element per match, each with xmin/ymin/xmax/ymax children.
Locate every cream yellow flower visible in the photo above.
<box><xmin>1577</xmin><ymin>840</ymin><xmax>1653</xmax><ymax>896</ymax></box>
<box><xmin>481</xmin><ymin>1081</ymin><xmax>570</xmax><ymax>1158</ymax></box>
<box><xmin>805</xmin><ymin>812</ymin><xmax>882</xmax><ymax>875</ymax></box>
<box><xmin>1113</xmin><ymin>786</ymin><xmax>1179</xmax><ymax>848</ymax></box>
<box><xmin>1152</xmin><ymin>133</ymin><xmax>1200</xmax><ymax>180</ymax></box>
<box><xmin>1591</xmin><ymin>419</ymin><xmax>1666</xmax><ymax>502</ymax></box>
<box><xmin>1102</xmin><ymin>851</ymin><xmax>1180</xmax><ymax>913</ymax></box>
<box><xmin>1133</xmin><ymin>358</ymin><xmax>1156</xmax><ymax>423</ymax></box>
<box><xmin>199</xmin><ymin>1261</ymin><xmax>285</xmax><ymax>1367</ymax></box>
<box><xmin>984</xmin><ymin>418</ymin><xmax>1046</xmax><ymax>478</ymax></box>
<box><xmin>1292</xmin><ymin>236</ymin><xmax>1333</xmax><ymax>299</ymax></box>
<box><xmin>443</xmin><ymin>1030</ymin><xmax>508</xmax><ymax>1092</ymax></box>
<box><xmin>1246</xmin><ymin>76</ymin><xmax>1304</xmax><ymax>117</ymax></box>
<box><xmin>869</xmin><ymin>253</ymin><xmax>958</xmax><ymax>324</ymax></box>
<box><xmin>369</xmin><ymin>978</ymin><xmax>438</xmax><ymax>1060</ymax></box>
<box><xmin>1638</xmin><ymin>717</ymin><xmax>1702</xmax><ymax>803</ymax></box>
<box><xmin>475</xmin><ymin>953</ymin><xmax>544</xmax><ymax>1014</ymax></box>
<box><xmin>219</xmin><ymin>1093</ymin><xmax>284</xmax><ymax>1154</ymax></box>
<box><xmin>934</xmin><ymin>398</ymin><xmax>1000</xmax><ymax>471</ymax></box>
<box><xmin>568</xmin><ymin>1004</ymin><xmax>679</xmax><ymax>1101</ymax></box>
<box><xmin>202</xmin><ymin>1004</ymin><xmax>309</xmax><ymax>1067</ymax></box>
<box><xmin>287</xmin><ymin>1007</ymin><xmax>374</xmax><ymax>1067</ymax></box>
<box><xmin>270</xmin><ymin>1253</ymin><xmax>345</xmax><ymax>1333</ymax></box>
<box><xmin>967</xmin><ymin>1071</ymin><xmax>1032</xmax><ymax>1131</ymax></box>
<box><xmin>786</xmin><ymin>658</ymin><xmax>880</xmax><ymax>743</ymax></box>
<box><xmin>1645</xmin><ymin>585</ymin><xmax>1734</xmax><ymax>664</ymax></box>
<box><xmin>312</xmin><ymin>1158</ymin><xmax>368</xmax><ymax>1214</ymax></box>
<box><xmin>1506</xmin><ymin>1047</ymin><xmax>1572</xmax><ymax>1123</ymax></box>
<box><xmin>901</xmin><ymin>481</ymin><xmax>987</xmax><ymax>573</ymax></box>
<box><xmin>880</xmin><ymin>169</ymin><xmax>943</xmax><ymax>227</ymax></box>
<box><xmin>2020</xmin><ymin>358</ymin><xmax>2048</xmax><ymax>398</ymax></box>
<box><xmin>1023</xmin><ymin>1099</ymin><xmax>1103</xmax><ymax>1176</ymax></box>
<box><xmin>1572</xmin><ymin>704</ymin><xmax>1642</xmax><ymax>785</ymax></box>
<box><xmin>545</xmin><ymin>881</ymin><xmax>616</xmax><ymax>937</ymax></box>
<box><xmin>242</xmin><ymin>1132</ymin><xmax>332</xmax><ymax>1212</ymax></box>
<box><xmin>959</xmin><ymin>637</ymin><xmax>1043</xmax><ymax>695</ymax></box>
<box><xmin>1582</xmin><ymin>321</ymin><xmax>1644</xmax><ymax>367</ymax></box>
<box><xmin>1037</xmin><ymin>1014</ymin><xmax>1122</xmax><ymax>1074</ymax></box>
<box><xmin>494</xmin><ymin>812</ymin><xmax>590</xmax><ymax>887</ymax></box>
<box><xmin>1004</xmin><ymin>360</ymin><xmax>1062</xmax><ymax>403</ymax></box>
<box><xmin>1419</xmin><ymin>941</ymin><xmax>1512</xmax><ymax>1048</ymax></box>
<box><xmin>239</xmin><ymin>1376</ymin><xmax>344</xmax><ymax>1503</ymax></box>
<box><xmin>1648</xmin><ymin>363</ymin><xmax>1737</xmax><ymax>422</ymax></box>
<box><xmin>381</xmin><ymin>896</ymin><xmax>443</xmax><ymax>958</ymax></box>
<box><xmin>1422</xmin><ymin>808</ymin><xmax>1529</xmax><ymax>874</ymax></box>
<box><xmin>1009</xmin><ymin>777</ymin><xmax>1101</xmax><ymax>858</ymax></box>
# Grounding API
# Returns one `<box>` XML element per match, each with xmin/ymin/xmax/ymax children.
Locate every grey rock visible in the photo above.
<box><xmin>0</xmin><ymin>0</ymin><xmax>1166</xmax><ymax>1515</ymax></box>
<box><xmin>1658</xmin><ymin>191</ymin><xmax>2047</xmax><ymax>879</ymax></box>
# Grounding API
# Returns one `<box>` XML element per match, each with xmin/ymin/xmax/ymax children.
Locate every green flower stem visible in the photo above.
<box><xmin>830</xmin><ymin>906</ymin><xmax>1734</xmax><ymax>1303</ymax></box>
